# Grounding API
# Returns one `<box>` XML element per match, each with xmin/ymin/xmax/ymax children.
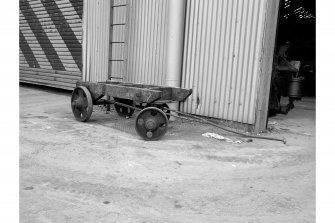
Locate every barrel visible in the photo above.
<box><xmin>287</xmin><ymin>77</ymin><xmax>304</xmax><ymax>98</ymax></box>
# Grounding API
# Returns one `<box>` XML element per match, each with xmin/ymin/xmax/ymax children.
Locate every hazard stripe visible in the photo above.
<box><xmin>68</xmin><ymin>0</ymin><xmax>83</xmax><ymax>19</ymax></box>
<box><xmin>19</xmin><ymin>30</ymin><xmax>40</xmax><ymax>68</ymax></box>
<box><xmin>42</xmin><ymin>0</ymin><xmax>82</xmax><ymax>71</ymax></box>
<box><xmin>19</xmin><ymin>49</ymin><xmax>27</xmax><ymax>66</ymax></box>
<box><xmin>28</xmin><ymin>1</ymin><xmax>81</xmax><ymax>72</ymax></box>
<box><xmin>20</xmin><ymin>0</ymin><xmax>66</xmax><ymax>71</ymax></box>
<box><xmin>20</xmin><ymin>10</ymin><xmax>54</xmax><ymax>70</ymax></box>
<box><xmin>55</xmin><ymin>0</ymin><xmax>82</xmax><ymax>42</ymax></box>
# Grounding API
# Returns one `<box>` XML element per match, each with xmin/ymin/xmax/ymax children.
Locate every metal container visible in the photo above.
<box><xmin>287</xmin><ymin>77</ymin><xmax>304</xmax><ymax>98</ymax></box>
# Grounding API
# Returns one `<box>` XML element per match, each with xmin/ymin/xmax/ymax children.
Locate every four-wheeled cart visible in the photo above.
<box><xmin>70</xmin><ymin>81</ymin><xmax>192</xmax><ymax>140</ymax></box>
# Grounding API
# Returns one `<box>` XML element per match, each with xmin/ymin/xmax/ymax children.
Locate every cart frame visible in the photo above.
<box><xmin>71</xmin><ymin>80</ymin><xmax>192</xmax><ymax>140</ymax></box>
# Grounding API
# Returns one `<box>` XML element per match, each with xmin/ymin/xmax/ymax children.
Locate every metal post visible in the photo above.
<box><xmin>254</xmin><ymin>0</ymin><xmax>280</xmax><ymax>132</ymax></box>
<box><xmin>165</xmin><ymin>0</ymin><xmax>187</xmax><ymax>121</ymax></box>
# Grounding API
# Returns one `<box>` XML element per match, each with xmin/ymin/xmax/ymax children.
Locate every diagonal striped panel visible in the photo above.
<box><xmin>19</xmin><ymin>49</ymin><xmax>29</xmax><ymax>67</ymax></box>
<box><xmin>20</xmin><ymin>0</ymin><xmax>66</xmax><ymax>71</ymax></box>
<box><xmin>27</xmin><ymin>0</ymin><xmax>81</xmax><ymax>72</ymax></box>
<box><xmin>68</xmin><ymin>0</ymin><xmax>83</xmax><ymax>19</ymax></box>
<box><xmin>20</xmin><ymin>10</ymin><xmax>54</xmax><ymax>70</ymax></box>
<box><xmin>55</xmin><ymin>0</ymin><xmax>82</xmax><ymax>39</ymax></box>
<box><xmin>19</xmin><ymin>0</ymin><xmax>83</xmax><ymax>90</ymax></box>
<box><xmin>19</xmin><ymin>30</ymin><xmax>40</xmax><ymax>68</ymax></box>
<box><xmin>42</xmin><ymin>0</ymin><xmax>82</xmax><ymax>71</ymax></box>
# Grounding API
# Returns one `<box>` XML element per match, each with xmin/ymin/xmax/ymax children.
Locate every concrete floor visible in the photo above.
<box><xmin>20</xmin><ymin>84</ymin><xmax>315</xmax><ymax>223</ymax></box>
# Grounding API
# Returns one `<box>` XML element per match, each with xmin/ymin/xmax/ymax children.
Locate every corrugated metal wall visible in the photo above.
<box><xmin>82</xmin><ymin>0</ymin><xmax>110</xmax><ymax>82</ymax></box>
<box><xmin>19</xmin><ymin>0</ymin><xmax>83</xmax><ymax>90</ymax></box>
<box><xmin>181</xmin><ymin>0</ymin><xmax>267</xmax><ymax>124</ymax></box>
<box><xmin>124</xmin><ymin>0</ymin><xmax>169</xmax><ymax>85</ymax></box>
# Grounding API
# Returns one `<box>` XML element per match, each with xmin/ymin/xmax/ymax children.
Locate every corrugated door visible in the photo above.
<box><xmin>125</xmin><ymin>0</ymin><xmax>168</xmax><ymax>85</ymax></box>
<box><xmin>181</xmin><ymin>0</ymin><xmax>267</xmax><ymax>124</ymax></box>
<box><xmin>19</xmin><ymin>0</ymin><xmax>83</xmax><ymax>90</ymax></box>
<box><xmin>82</xmin><ymin>0</ymin><xmax>110</xmax><ymax>82</ymax></box>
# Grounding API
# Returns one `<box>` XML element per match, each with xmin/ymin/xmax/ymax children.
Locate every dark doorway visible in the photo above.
<box><xmin>268</xmin><ymin>0</ymin><xmax>315</xmax><ymax>117</ymax></box>
<box><xmin>276</xmin><ymin>0</ymin><xmax>316</xmax><ymax>97</ymax></box>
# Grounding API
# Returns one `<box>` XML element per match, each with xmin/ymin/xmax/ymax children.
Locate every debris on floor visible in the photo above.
<box><xmin>202</xmin><ymin>132</ymin><xmax>242</xmax><ymax>143</ymax></box>
<box><xmin>268</xmin><ymin>121</ymin><xmax>278</xmax><ymax>126</ymax></box>
<box><xmin>267</xmin><ymin>120</ymin><xmax>281</xmax><ymax>132</ymax></box>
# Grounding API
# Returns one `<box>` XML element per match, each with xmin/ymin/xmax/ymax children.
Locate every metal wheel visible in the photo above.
<box><xmin>114</xmin><ymin>98</ymin><xmax>135</xmax><ymax>117</ymax></box>
<box><xmin>71</xmin><ymin>86</ymin><xmax>93</xmax><ymax>122</ymax></box>
<box><xmin>135</xmin><ymin>107</ymin><xmax>168</xmax><ymax>141</ymax></box>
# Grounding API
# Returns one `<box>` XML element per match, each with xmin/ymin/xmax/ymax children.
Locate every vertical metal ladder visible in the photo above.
<box><xmin>108</xmin><ymin>0</ymin><xmax>129</xmax><ymax>82</ymax></box>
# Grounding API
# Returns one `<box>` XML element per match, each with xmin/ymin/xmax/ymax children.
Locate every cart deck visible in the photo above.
<box><xmin>76</xmin><ymin>80</ymin><xmax>192</xmax><ymax>103</ymax></box>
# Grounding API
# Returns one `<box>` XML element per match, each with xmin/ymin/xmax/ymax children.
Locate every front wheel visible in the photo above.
<box><xmin>135</xmin><ymin>107</ymin><xmax>168</xmax><ymax>141</ymax></box>
<box><xmin>71</xmin><ymin>86</ymin><xmax>93</xmax><ymax>122</ymax></box>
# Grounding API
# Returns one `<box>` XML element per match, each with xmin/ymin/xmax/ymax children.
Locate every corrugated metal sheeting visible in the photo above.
<box><xmin>82</xmin><ymin>0</ymin><xmax>110</xmax><ymax>82</ymax></box>
<box><xmin>19</xmin><ymin>0</ymin><xmax>83</xmax><ymax>90</ymax></box>
<box><xmin>181</xmin><ymin>0</ymin><xmax>267</xmax><ymax>124</ymax></box>
<box><xmin>112</xmin><ymin>0</ymin><xmax>268</xmax><ymax>124</ymax></box>
<box><xmin>125</xmin><ymin>0</ymin><xmax>169</xmax><ymax>85</ymax></box>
